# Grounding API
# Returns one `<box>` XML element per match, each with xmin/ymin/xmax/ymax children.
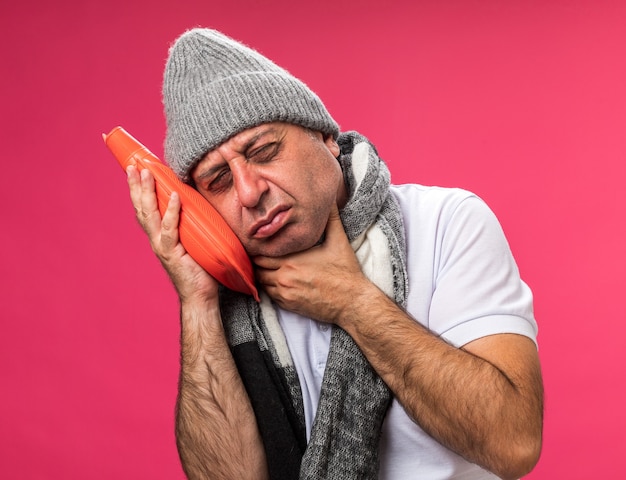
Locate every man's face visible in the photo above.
<box><xmin>191</xmin><ymin>122</ymin><xmax>345</xmax><ymax>257</ymax></box>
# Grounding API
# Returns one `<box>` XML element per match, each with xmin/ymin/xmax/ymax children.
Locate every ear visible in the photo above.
<box><xmin>323</xmin><ymin>134</ymin><xmax>340</xmax><ymax>158</ymax></box>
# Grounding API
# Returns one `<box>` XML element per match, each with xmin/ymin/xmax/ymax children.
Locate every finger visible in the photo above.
<box><xmin>160</xmin><ymin>191</ymin><xmax>181</xmax><ymax>251</ymax></box>
<box><xmin>126</xmin><ymin>165</ymin><xmax>142</xmax><ymax>213</ymax></box>
<box><xmin>323</xmin><ymin>202</ymin><xmax>346</xmax><ymax>242</ymax></box>
<box><xmin>139</xmin><ymin>168</ymin><xmax>162</xmax><ymax>233</ymax></box>
<box><xmin>253</xmin><ymin>255</ymin><xmax>282</xmax><ymax>270</ymax></box>
<box><xmin>254</xmin><ymin>267</ymin><xmax>272</xmax><ymax>286</ymax></box>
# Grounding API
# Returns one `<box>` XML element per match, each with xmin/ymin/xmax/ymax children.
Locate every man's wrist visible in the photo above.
<box><xmin>335</xmin><ymin>280</ymin><xmax>391</xmax><ymax>332</ymax></box>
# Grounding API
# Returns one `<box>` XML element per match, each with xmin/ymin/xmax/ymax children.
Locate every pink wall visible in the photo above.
<box><xmin>1</xmin><ymin>0</ymin><xmax>624</xmax><ymax>477</ymax></box>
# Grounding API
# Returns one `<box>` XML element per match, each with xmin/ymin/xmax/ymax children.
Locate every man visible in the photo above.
<box><xmin>127</xmin><ymin>28</ymin><xmax>543</xmax><ymax>480</ymax></box>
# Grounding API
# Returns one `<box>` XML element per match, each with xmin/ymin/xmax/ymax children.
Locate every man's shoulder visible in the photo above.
<box><xmin>390</xmin><ymin>183</ymin><xmax>481</xmax><ymax>218</ymax></box>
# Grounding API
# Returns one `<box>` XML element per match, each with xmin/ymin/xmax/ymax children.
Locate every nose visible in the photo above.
<box><xmin>232</xmin><ymin>163</ymin><xmax>269</xmax><ymax>209</ymax></box>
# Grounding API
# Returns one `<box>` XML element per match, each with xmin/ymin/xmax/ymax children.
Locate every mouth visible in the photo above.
<box><xmin>249</xmin><ymin>207</ymin><xmax>291</xmax><ymax>239</ymax></box>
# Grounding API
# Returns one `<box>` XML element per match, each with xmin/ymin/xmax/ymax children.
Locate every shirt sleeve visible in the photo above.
<box><xmin>428</xmin><ymin>195</ymin><xmax>538</xmax><ymax>348</ymax></box>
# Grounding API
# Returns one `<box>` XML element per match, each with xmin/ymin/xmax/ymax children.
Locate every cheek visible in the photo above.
<box><xmin>309</xmin><ymin>160</ymin><xmax>342</xmax><ymax>203</ymax></box>
<box><xmin>294</xmin><ymin>182</ymin><xmax>339</xmax><ymax>238</ymax></box>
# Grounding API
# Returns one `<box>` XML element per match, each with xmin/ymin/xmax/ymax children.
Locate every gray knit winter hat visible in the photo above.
<box><xmin>163</xmin><ymin>28</ymin><xmax>340</xmax><ymax>181</ymax></box>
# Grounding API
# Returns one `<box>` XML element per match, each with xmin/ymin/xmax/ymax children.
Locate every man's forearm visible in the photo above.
<box><xmin>338</xmin><ymin>285</ymin><xmax>543</xmax><ymax>480</ymax></box>
<box><xmin>175</xmin><ymin>300</ymin><xmax>268</xmax><ymax>480</ymax></box>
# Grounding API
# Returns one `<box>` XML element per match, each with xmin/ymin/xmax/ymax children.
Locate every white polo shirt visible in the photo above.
<box><xmin>277</xmin><ymin>184</ymin><xmax>537</xmax><ymax>479</ymax></box>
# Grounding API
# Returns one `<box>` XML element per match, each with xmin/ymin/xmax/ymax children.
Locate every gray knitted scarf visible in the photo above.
<box><xmin>219</xmin><ymin>131</ymin><xmax>407</xmax><ymax>479</ymax></box>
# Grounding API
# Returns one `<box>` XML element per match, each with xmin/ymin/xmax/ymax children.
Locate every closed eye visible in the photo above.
<box><xmin>247</xmin><ymin>142</ymin><xmax>280</xmax><ymax>163</ymax></box>
<box><xmin>207</xmin><ymin>168</ymin><xmax>232</xmax><ymax>193</ymax></box>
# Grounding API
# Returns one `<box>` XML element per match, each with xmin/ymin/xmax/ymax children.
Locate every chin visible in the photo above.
<box><xmin>249</xmin><ymin>233</ymin><xmax>321</xmax><ymax>258</ymax></box>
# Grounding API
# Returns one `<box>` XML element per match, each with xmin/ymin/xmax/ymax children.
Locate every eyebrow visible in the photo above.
<box><xmin>194</xmin><ymin>163</ymin><xmax>226</xmax><ymax>184</ymax></box>
<box><xmin>194</xmin><ymin>127</ymin><xmax>280</xmax><ymax>183</ymax></box>
<box><xmin>241</xmin><ymin>129</ymin><xmax>274</xmax><ymax>154</ymax></box>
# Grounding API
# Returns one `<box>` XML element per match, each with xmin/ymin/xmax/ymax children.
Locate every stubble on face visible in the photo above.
<box><xmin>191</xmin><ymin>123</ymin><xmax>345</xmax><ymax>258</ymax></box>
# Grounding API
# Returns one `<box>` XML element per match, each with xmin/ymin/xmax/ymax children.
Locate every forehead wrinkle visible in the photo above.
<box><xmin>194</xmin><ymin>124</ymin><xmax>285</xmax><ymax>182</ymax></box>
<box><xmin>230</xmin><ymin>124</ymin><xmax>283</xmax><ymax>154</ymax></box>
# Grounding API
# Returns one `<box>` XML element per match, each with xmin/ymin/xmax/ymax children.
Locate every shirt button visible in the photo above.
<box><xmin>319</xmin><ymin>323</ymin><xmax>329</xmax><ymax>332</ymax></box>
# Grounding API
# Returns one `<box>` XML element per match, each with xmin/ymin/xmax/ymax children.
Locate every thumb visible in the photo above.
<box><xmin>324</xmin><ymin>202</ymin><xmax>346</xmax><ymax>241</ymax></box>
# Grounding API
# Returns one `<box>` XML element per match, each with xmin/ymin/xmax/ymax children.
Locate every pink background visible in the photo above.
<box><xmin>1</xmin><ymin>0</ymin><xmax>624</xmax><ymax>478</ymax></box>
